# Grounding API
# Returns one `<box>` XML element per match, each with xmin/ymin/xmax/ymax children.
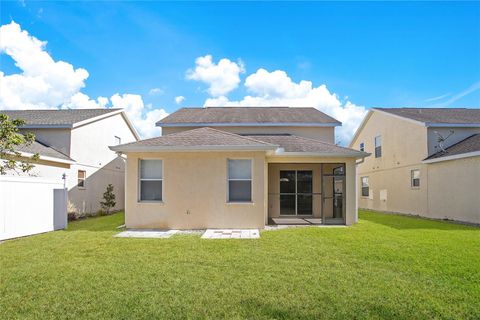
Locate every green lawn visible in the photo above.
<box><xmin>1</xmin><ymin>211</ymin><xmax>479</xmax><ymax>319</ymax></box>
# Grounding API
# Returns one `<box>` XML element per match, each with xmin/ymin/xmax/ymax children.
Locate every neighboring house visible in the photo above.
<box><xmin>350</xmin><ymin>108</ymin><xmax>480</xmax><ymax>224</ymax></box>
<box><xmin>111</xmin><ymin>107</ymin><xmax>368</xmax><ymax>229</ymax></box>
<box><xmin>1</xmin><ymin>109</ymin><xmax>139</xmax><ymax>214</ymax></box>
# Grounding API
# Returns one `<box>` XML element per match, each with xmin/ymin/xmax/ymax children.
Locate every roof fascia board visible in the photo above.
<box><xmin>425</xmin><ymin>123</ymin><xmax>480</xmax><ymax>128</ymax></box>
<box><xmin>422</xmin><ymin>151</ymin><xmax>480</xmax><ymax>164</ymax></box>
<box><xmin>16</xmin><ymin>151</ymin><xmax>76</xmax><ymax>165</ymax></box>
<box><xmin>109</xmin><ymin>145</ymin><xmax>278</xmax><ymax>153</ymax></box>
<box><xmin>21</xmin><ymin>124</ymin><xmax>72</xmax><ymax>129</ymax></box>
<box><xmin>119</xmin><ymin>111</ymin><xmax>141</xmax><ymax>140</ymax></box>
<box><xmin>157</xmin><ymin>122</ymin><xmax>340</xmax><ymax>128</ymax></box>
<box><xmin>272</xmin><ymin>151</ymin><xmax>371</xmax><ymax>158</ymax></box>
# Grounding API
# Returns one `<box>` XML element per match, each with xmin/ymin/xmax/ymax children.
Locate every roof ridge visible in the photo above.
<box><xmin>201</xmin><ymin>127</ymin><xmax>279</xmax><ymax>146</ymax></box>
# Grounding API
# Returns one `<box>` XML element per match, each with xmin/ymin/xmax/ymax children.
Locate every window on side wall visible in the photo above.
<box><xmin>374</xmin><ymin>135</ymin><xmax>382</xmax><ymax>158</ymax></box>
<box><xmin>139</xmin><ymin>159</ymin><xmax>163</xmax><ymax>201</ymax></box>
<box><xmin>228</xmin><ymin>159</ymin><xmax>252</xmax><ymax>202</ymax></box>
<box><xmin>359</xmin><ymin>142</ymin><xmax>365</xmax><ymax>152</ymax></box>
<box><xmin>411</xmin><ymin>169</ymin><xmax>420</xmax><ymax>188</ymax></box>
<box><xmin>78</xmin><ymin>170</ymin><xmax>86</xmax><ymax>188</ymax></box>
<box><xmin>361</xmin><ymin>176</ymin><xmax>369</xmax><ymax>197</ymax></box>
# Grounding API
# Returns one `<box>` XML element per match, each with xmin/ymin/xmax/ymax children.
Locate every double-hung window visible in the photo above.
<box><xmin>139</xmin><ymin>159</ymin><xmax>163</xmax><ymax>201</ymax></box>
<box><xmin>411</xmin><ymin>169</ymin><xmax>420</xmax><ymax>188</ymax></box>
<box><xmin>359</xmin><ymin>142</ymin><xmax>365</xmax><ymax>152</ymax></box>
<box><xmin>374</xmin><ymin>135</ymin><xmax>382</xmax><ymax>158</ymax></box>
<box><xmin>228</xmin><ymin>159</ymin><xmax>252</xmax><ymax>202</ymax></box>
<box><xmin>78</xmin><ymin>170</ymin><xmax>86</xmax><ymax>188</ymax></box>
<box><xmin>361</xmin><ymin>177</ymin><xmax>369</xmax><ymax>197</ymax></box>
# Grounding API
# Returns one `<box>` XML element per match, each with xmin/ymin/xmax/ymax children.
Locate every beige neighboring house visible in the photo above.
<box><xmin>350</xmin><ymin>108</ymin><xmax>480</xmax><ymax>224</ymax></box>
<box><xmin>1</xmin><ymin>109</ymin><xmax>139</xmax><ymax>214</ymax></box>
<box><xmin>111</xmin><ymin>107</ymin><xmax>369</xmax><ymax>229</ymax></box>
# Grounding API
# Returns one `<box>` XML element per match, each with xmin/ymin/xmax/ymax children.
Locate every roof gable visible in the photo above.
<box><xmin>157</xmin><ymin>107</ymin><xmax>341</xmax><ymax>127</ymax></box>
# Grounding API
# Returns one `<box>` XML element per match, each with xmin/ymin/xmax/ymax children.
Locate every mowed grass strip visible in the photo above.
<box><xmin>1</xmin><ymin>211</ymin><xmax>479</xmax><ymax>319</ymax></box>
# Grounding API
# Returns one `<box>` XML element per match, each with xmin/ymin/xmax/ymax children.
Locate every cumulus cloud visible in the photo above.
<box><xmin>186</xmin><ymin>55</ymin><xmax>245</xmax><ymax>97</ymax></box>
<box><xmin>204</xmin><ymin>67</ymin><xmax>366</xmax><ymax>144</ymax></box>
<box><xmin>0</xmin><ymin>21</ymin><xmax>168</xmax><ymax>138</ymax></box>
<box><xmin>175</xmin><ymin>95</ymin><xmax>185</xmax><ymax>104</ymax></box>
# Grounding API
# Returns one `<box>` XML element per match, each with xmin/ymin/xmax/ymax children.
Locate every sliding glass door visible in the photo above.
<box><xmin>279</xmin><ymin>170</ymin><xmax>313</xmax><ymax>216</ymax></box>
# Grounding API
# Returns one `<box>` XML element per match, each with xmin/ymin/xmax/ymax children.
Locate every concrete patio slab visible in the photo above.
<box><xmin>202</xmin><ymin>229</ymin><xmax>260</xmax><ymax>239</ymax></box>
<box><xmin>115</xmin><ymin>229</ymin><xmax>178</xmax><ymax>238</ymax></box>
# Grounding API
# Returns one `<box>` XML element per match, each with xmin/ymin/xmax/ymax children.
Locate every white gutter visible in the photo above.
<box><xmin>272</xmin><ymin>150</ymin><xmax>371</xmax><ymax>159</ymax></box>
<box><xmin>16</xmin><ymin>151</ymin><xmax>76</xmax><ymax>165</ymax></box>
<box><xmin>157</xmin><ymin>122</ymin><xmax>341</xmax><ymax>127</ymax></box>
<box><xmin>422</xmin><ymin>151</ymin><xmax>480</xmax><ymax>164</ymax></box>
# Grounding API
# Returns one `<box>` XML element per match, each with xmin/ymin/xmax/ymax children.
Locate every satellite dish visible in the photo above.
<box><xmin>434</xmin><ymin>130</ymin><xmax>454</xmax><ymax>153</ymax></box>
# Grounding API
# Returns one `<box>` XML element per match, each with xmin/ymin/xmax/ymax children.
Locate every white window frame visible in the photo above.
<box><xmin>114</xmin><ymin>136</ymin><xmax>121</xmax><ymax>145</ymax></box>
<box><xmin>411</xmin><ymin>169</ymin><xmax>420</xmax><ymax>188</ymax></box>
<box><xmin>77</xmin><ymin>170</ymin><xmax>86</xmax><ymax>189</ymax></box>
<box><xmin>227</xmin><ymin>158</ymin><xmax>253</xmax><ymax>203</ymax></box>
<box><xmin>374</xmin><ymin>135</ymin><xmax>382</xmax><ymax>158</ymax></box>
<box><xmin>361</xmin><ymin>176</ymin><xmax>369</xmax><ymax>197</ymax></box>
<box><xmin>359</xmin><ymin>142</ymin><xmax>365</xmax><ymax>152</ymax></box>
<box><xmin>138</xmin><ymin>159</ymin><xmax>164</xmax><ymax>202</ymax></box>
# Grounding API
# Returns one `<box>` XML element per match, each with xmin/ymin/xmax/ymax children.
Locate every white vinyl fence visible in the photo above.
<box><xmin>0</xmin><ymin>176</ymin><xmax>67</xmax><ymax>241</ymax></box>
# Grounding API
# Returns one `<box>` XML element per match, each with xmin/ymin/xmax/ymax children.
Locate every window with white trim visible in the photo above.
<box><xmin>359</xmin><ymin>142</ymin><xmax>365</xmax><ymax>152</ymax></box>
<box><xmin>228</xmin><ymin>159</ymin><xmax>252</xmax><ymax>202</ymax></box>
<box><xmin>78</xmin><ymin>170</ymin><xmax>86</xmax><ymax>188</ymax></box>
<box><xmin>139</xmin><ymin>160</ymin><xmax>163</xmax><ymax>201</ymax></box>
<box><xmin>411</xmin><ymin>169</ymin><xmax>420</xmax><ymax>188</ymax></box>
<box><xmin>361</xmin><ymin>176</ymin><xmax>369</xmax><ymax>197</ymax></box>
<box><xmin>374</xmin><ymin>135</ymin><xmax>382</xmax><ymax>158</ymax></box>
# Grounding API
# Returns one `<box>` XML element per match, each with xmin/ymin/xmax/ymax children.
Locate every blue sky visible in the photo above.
<box><xmin>1</xmin><ymin>1</ymin><xmax>479</xmax><ymax>140</ymax></box>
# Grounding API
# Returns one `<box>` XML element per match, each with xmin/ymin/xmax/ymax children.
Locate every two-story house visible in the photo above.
<box><xmin>111</xmin><ymin>107</ymin><xmax>368</xmax><ymax>229</ymax></box>
<box><xmin>1</xmin><ymin>109</ymin><xmax>139</xmax><ymax>214</ymax></box>
<box><xmin>350</xmin><ymin>108</ymin><xmax>480</xmax><ymax>224</ymax></box>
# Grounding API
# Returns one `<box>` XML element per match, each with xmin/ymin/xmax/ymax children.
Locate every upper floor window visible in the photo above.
<box><xmin>361</xmin><ymin>177</ymin><xmax>369</xmax><ymax>197</ymax></box>
<box><xmin>114</xmin><ymin>136</ymin><xmax>121</xmax><ymax>145</ymax></box>
<box><xmin>78</xmin><ymin>170</ymin><xmax>86</xmax><ymax>188</ymax></box>
<box><xmin>228</xmin><ymin>159</ymin><xmax>252</xmax><ymax>202</ymax></box>
<box><xmin>411</xmin><ymin>169</ymin><xmax>420</xmax><ymax>188</ymax></box>
<box><xmin>139</xmin><ymin>159</ymin><xmax>163</xmax><ymax>201</ymax></box>
<box><xmin>359</xmin><ymin>142</ymin><xmax>365</xmax><ymax>152</ymax></box>
<box><xmin>374</xmin><ymin>136</ymin><xmax>382</xmax><ymax>158</ymax></box>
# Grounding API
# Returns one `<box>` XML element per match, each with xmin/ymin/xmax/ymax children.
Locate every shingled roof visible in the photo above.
<box><xmin>0</xmin><ymin>109</ymin><xmax>122</xmax><ymax>127</ymax></box>
<box><xmin>374</xmin><ymin>108</ymin><xmax>480</xmax><ymax>125</ymax></box>
<box><xmin>110</xmin><ymin>127</ymin><xmax>277</xmax><ymax>152</ymax></box>
<box><xmin>157</xmin><ymin>107</ymin><xmax>341</xmax><ymax>126</ymax></box>
<box><xmin>424</xmin><ymin>134</ymin><xmax>480</xmax><ymax>162</ymax></box>
<box><xmin>246</xmin><ymin>134</ymin><xmax>368</xmax><ymax>157</ymax></box>
<box><xmin>16</xmin><ymin>139</ymin><xmax>74</xmax><ymax>163</ymax></box>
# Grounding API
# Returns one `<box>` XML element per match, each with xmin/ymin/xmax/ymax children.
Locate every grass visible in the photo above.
<box><xmin>1</xmin><ymin>211</ymin><xmax>479</xmax><ymax>319</ymax></box>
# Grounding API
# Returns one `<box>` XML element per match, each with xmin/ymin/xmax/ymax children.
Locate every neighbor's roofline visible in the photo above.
<box><xmin>157</xmin><ymin>122</ymin><xmax>341</xmax><ymax>127</ymax></box>
<box><xmin>15</xmin><ymin>151</ymin><xmax>76</xmax><ymax>165</ymax></box>
<box><xmin>422</xmin><ymin>151</ymin><xmax>480</xmax><ymax>164</ymax></box>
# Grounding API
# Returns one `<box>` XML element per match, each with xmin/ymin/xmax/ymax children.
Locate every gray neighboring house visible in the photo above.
<box><xmin>1</xmin><ymin>109</ymin><xmax>139</xmax><ymax>214</ymax></box>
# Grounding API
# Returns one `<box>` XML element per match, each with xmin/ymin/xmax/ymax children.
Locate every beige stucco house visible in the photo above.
<box><xmin>1</xmin><ymin>109</ymin><xmax>139</xmax><ymax>214</ymax></box>
<box><xmin>111</xmin><ymin>107</ymin><xmax>368</xmax><ymax>229</ymax></box>
<box><xmin>350</xmin><ymin>108</ymin><xmax>480</xmax><ymax>224</ymax></box>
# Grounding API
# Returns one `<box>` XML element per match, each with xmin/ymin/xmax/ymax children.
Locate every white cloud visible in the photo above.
<box><xmin>175</xmin><ymin>95</ymin><xmax>185</xmax><ymax>104</ymax></box>
<box><xmin>204</xmin><ymin>68</ymin><xmax>367</xmax><ymax>144</ymax></box>
<box><xmin>186</xmin><ymin>55</ymin><xmax>245</xmax><ymax>97</ymax></box>
<box><xmin>0</xmin><ymin>21</ymin><xmax>168</xmax><ymax>138</ymax></box>
<box><xmin>110</xmin><ymin>94</ymin><xmax>168</xmax><ymax>138</ymax></box>
<box><xmin>149</xmin><ymin>87</ymin><xmax>164</xmax><ymax>95</ymax></box>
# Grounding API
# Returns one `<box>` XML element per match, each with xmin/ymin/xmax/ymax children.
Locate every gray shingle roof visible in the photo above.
<box><xmin>16</xmin><ymin>139</ymin><xmax>73</xmax><ymax>162</ymax></box>
<box><xmin>424</xmin><ymin>134</ymin><xmax>480</xmax><ymax>161</ymax></box>
<box><xmin>0</xmin><ymin>109</ymin><xmax>121</xmax><ymax>127</ymax></box>
<box><xmin>157</xmin><ymin>107</ymin><xmax>341</xmax><ymax>126</ymax></box>
<box><xmin>110</xmin><ymin>127</ymin><xmax>277</xmax><ymax>152</ymax></box>
<box><xmin>246</xmin><ymin>134</ymin><xmax>367</xmax><ymax>156</ymax></box>
<box><xmin>375</xmin><ymin>108</ymin><xmax>480</xmax><ymax>125</ymax></box>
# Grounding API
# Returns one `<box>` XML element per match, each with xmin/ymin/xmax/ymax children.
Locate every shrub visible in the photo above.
<box><xmin>100</xmin><ymin>184</ymin><xmax>116</xmax><ymax>215</ymax></box>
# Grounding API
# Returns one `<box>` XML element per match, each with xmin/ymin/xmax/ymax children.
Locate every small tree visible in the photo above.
<box><xmin>100</xmin><ymin>184</ymin><xmax>116</xmax><ymax>215</ymax></box>
<box><xmin>0</xmin><ymin>114</ymin><xmax>39</xmax><ymax>175</ymax></box>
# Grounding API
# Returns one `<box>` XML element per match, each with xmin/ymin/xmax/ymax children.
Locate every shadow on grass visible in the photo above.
<box><xmin>360</xmin><ymin>210</ymin><xmax>479</xmax><ymax>231</ymax></box>
<box><xmin>240</xmin><ymin>298</ymin><xmax>321</xmax><ymax>320</ymax></box>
